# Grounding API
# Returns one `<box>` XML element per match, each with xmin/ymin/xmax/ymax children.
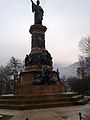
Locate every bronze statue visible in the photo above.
<box><xmin>31</xmin><ymin>0</ymin><xmax>44</xmax><ymax>24</ymax></box>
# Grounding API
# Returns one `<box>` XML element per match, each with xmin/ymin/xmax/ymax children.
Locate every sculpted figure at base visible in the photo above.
<box><xmin>31</xmin><ymin>66</ymin><xmax>57</xmax><ymax>85</ymax></box>
<box><xmin>31</xmin><ymin>0</ymin><xmax>44</xmax><ymax>24</ymax></box>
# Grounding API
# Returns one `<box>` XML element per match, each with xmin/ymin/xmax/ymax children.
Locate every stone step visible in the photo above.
<box><xmin>0</xmin><ymin>96</ymin><xmax>72</xmax><ymax>101</ymax></box>
<box><xmin>0</xmin><ymin>92</ymin><xmax>79</xmax><ymax>106</ymax></box>
<box><xmin>72</xmin><ymin>98</ymin><xmax>89</xmax><ymax>105</ymax></box>
<box><xmin>71</xmin><ymin>95</ymin><xmax>84</xmax><ymax>101</ymax></box>
<box><xmin>0</xmin><ymin>94</ymin><xmax>83</xmax><ymax>105</ymax></box>
<box><xmin>0</xmin><ymin>92</ymin><xmax>89</xmax><ymax>110</ymax></box>
<box><xmin>0</xmin><ymin>97</ymin><xmax>72</xmax><ymax>105</ymax></box>
<box><xmin>0</xmin><ymin>101</ymin><xmax>72</xmax><ymax>110</ymax></box>
<box><xmin>0</xmin><ymin>93</ymin><xmax>76</xmax><ymax>99</ymax></box>
<box><xmin>0</xmin><ymin>92</ymin><xmax>78</xmax><ymax>99</ymax></box>
<box><xmin>0</xmin><ymin>97</ymin><xmax>88</xmax><ymax>110</ymax></box>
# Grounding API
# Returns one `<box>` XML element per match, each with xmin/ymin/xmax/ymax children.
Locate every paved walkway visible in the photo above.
<box><xmin>0</xmin><ymin>103</ymin><xmax>90</xmax><ymax>120</ymax></box>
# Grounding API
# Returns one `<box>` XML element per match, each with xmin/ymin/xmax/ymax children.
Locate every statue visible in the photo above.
<box><xmin>31</xmin><ymin>0</ymin><xmax>44</xmax><ymax>24</ymax></box>
<box><xmin>25</xmin><ymin>54</ymin><xmax>29</xmax><ymax>66</ymax></box>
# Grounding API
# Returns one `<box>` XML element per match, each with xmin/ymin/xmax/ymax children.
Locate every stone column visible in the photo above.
<box><xmin>30</xmin><ymin>24</ymin><xmax>47</xmax><ymax>50</ymax></box>
<box><xmin>25</xmin><ymin>24</ymin><xmax>53</xmax><ymax>71</ymax></box>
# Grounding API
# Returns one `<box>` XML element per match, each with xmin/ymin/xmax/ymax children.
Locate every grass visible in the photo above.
<box><xmin>1</xmin><ymin>115</ymin><xmax>13</xmax><ymax>120</ymax></box>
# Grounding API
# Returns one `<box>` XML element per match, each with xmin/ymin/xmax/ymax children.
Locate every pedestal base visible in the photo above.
<box><xmin>14</xmin><ymin>84</ymin><xmax>65</xmax><ymax>96</ymax></box>
<box><xmin>15</xmin><ymin>69</ymin><xmax>65</xmax><ymax>96</ymax></box>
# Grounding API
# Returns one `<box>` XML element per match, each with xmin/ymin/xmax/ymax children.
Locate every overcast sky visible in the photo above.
<box><xmin>0</xmin><ymin>0</ymin><xmax>90</xmax><ymax>66</ymax></box>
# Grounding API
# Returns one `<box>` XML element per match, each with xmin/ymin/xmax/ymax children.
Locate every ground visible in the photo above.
<box><xmin>0</xmin><ymin>101</ymin><xmax>90</xmax><ymax>120</ymax></box>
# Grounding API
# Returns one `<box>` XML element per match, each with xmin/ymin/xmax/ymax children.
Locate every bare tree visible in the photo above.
<box><xmin>0</xmin><ymin>57</ymin><xmax>24</xmax><ymax>94</ymax></box>
<box><xmin>79</xmin><ymin>55</ymin><xmax>85</xmax><ymax>68</ymax></box>
<box><xmin>79</xmin><ymin>36</ymin><xmax>90</xmax><ymax>76</ymax></box>
<box><xmin>0</xmin><ymin>66</ymin><xmax>11</xmax><ymax>94</ymax></box>
<box><xmin>7</xmin><ymin>57</ymin><xmax>23</xmax><ymax>88</ymax></box>
<box><xmin>79</xmin><ymin>36</ymin><xmax>90</xmax><ymax>57</ymax></box>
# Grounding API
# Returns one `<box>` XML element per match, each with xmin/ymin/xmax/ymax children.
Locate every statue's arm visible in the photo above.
<box><xmin>31</xmin><ymin>0</ymin><xmax>33</xmax><ymax>3</ymax></box>
<box><xmin>31</xmin><ymin>0</ymin><xmax>36</xmax><ymax>12</ymax></box>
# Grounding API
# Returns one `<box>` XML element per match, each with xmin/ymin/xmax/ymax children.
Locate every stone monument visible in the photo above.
<box><xmin>0</xmin><ymin>1</ymin><xmax>88</xmax><ymax>110</ymax></box>
<box><xmin>14</xmin><ymin>0</ymin><xmax>65</xmax><ymax>96</ymax></box>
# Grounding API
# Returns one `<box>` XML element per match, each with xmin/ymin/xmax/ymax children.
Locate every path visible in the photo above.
<box><xmin>0</xmin><ymin>102</ymin><xmax>90</xmax><ymax>120</ymax></box>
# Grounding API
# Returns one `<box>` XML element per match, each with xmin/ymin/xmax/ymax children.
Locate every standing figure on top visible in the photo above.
<box><xmin>31</xmin><ymin>0</ymin><xmax>44</xmax><ymax>24</ymax></box>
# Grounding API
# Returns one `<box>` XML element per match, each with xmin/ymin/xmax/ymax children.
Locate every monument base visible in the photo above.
<box><xmin>0</xmin><ymin>92</ymin><xmax>89</xmax><ymax>110</ymax></box>
<box><xmin>14</xmin><ymin>65</ymin><xmax>65</xmax><ymax>96</ymax></box>
<box><xmin>14</xmin><ymin>85</ymin><xmax>65</xmax><ymax>96</ymax></box>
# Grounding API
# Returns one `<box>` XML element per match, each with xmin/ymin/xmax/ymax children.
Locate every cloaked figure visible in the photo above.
<box><xmin>31</xmin><ymin>0</ymin><xmax>44</xmax><ymax>24</ymax></box>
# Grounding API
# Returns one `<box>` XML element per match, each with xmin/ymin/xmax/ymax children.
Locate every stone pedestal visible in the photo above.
<box><xmin>14</xmin><ymin>24</ymin><xmax>65</xmax><ymax>96</ymax></box>
<box><xmin>14</xmin><ymin>85</ymin><xmax>65</xmax><ymax>96</ymax></box>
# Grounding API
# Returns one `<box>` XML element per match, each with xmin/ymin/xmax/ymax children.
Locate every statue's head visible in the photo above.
<box><xmin>37</xmin><ymin>0</ymin><xmax>40</xmax><ymax>5</ymax></box>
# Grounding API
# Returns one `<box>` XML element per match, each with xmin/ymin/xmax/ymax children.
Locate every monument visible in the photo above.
<box><xmin>14</xmin><ymin>0</ymin><xmax>65</xmax><ymax>96</ymax></box>
<box><xmin>0</xmin><ymin>0</ymin><xmax>88</xmax><ymax>110</ymax></box>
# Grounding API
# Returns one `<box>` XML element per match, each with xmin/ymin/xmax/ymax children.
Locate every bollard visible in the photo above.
<box><xmin>79</xmin><ymin>113</ymin><xmax>82</xmax><ymax>120</ymax></box>
<box><xmin>26</xmin><ymin>118</ymin><xmax>29</xmax><ymax>120</ymax></box>
<box><xmin>79</xmin><ymin>113</ymin><xmax>85</xmax><ymax>120</ymax></box>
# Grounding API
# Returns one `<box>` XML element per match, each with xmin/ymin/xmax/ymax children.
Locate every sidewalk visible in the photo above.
<box><xmin>0</xmin><ymin>102</ymin><xmax>89</xmax><ymax>120</ymax></box>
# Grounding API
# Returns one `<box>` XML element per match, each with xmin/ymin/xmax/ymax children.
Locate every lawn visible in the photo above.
<box><xmin>1</xmin><ymin>115</ymin><xmax>13</xmax><ymax>120</ymax></box>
